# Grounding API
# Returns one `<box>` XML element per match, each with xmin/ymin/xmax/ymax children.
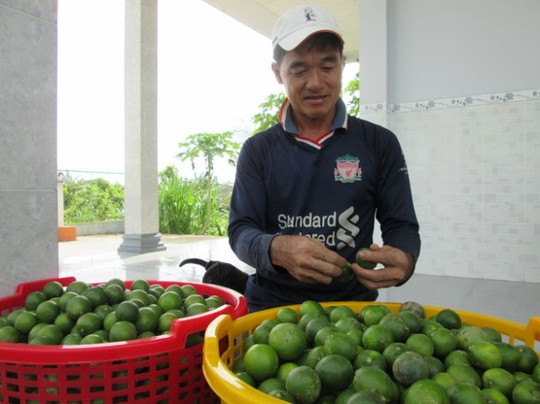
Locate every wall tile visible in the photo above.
<box><xmin>362</xmin><ymin>97</ymin><xmax>540</xmax><ymax>283</ymax></box>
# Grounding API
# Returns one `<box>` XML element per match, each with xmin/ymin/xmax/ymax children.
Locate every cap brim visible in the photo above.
<box><xmin>276</xmin><ymin>25</ymin><xmax>344</xmax><ymax>51</ymax></box>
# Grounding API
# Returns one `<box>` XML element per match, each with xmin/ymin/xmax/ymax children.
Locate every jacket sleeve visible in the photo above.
<box><xmin>227</xmin><ymin>138</ymin><xmax>276</xmax><ymax>272</ymax></box>
<box><xmin>375</xmin><ymin>129</ymin><xmax>421</xmax><ymax>268</ymax></box>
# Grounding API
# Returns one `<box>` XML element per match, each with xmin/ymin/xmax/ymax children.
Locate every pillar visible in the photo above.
<box><xmin>119</xmin><ymin>0</ymin><xmax>165</xmax><ymax>253</ymax></box>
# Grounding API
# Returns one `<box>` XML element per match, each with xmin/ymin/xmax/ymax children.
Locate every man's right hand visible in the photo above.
<box><xmin>269</xmin><ymin>235</ymin><xmax>346</xmax><ymax>284</ymax></box>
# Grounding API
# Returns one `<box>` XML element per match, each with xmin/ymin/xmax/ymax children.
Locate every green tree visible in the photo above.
<box><xmin>251</xmin><ymin>92</ymin><xmax>286</xmax><ymax>135</ymax></box>
<box><xmin>343</xmin><ymin>72</ymin><xmax>360</xmax><ymax>117</ymax></box>
<box><xmin>176</xmin><ymin>132</ymin><xmax>240</xmax><ymax>234</ymax></box>
<box><xmin>158</xmin><ymin>166</ymin><xmax>230</xmax><ymax>235</ymax></box>
<box><xmin>63</xmin><ymin>177</ymin><xmax>124</xmax><ymax>223</ymax></box>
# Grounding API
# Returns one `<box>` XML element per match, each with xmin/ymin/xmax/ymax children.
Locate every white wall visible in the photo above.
<box><xmin>360</xmin><ymin>0</ymin><xmax>540</xmax><ymax>284</ymax></box>
<box><xmin>386</xmin><ymin>0</ymin><xmax>540</xmax><ymax>104</ymax></box>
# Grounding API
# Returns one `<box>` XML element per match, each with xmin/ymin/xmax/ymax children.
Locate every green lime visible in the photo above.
<box><xmin>25</xmin><ymin>291</ymin><xmax>47</xmax><ymax>311</ymax></box>
<box><xmin>353</xmin><ymin>349</ymin><xmax>388</xmax><ymax>372</ymax></box>
<box><xmin>105</xmin><ymin>278</ymin><xmax>126</xmax><ymax>291</ymax></box>
<box><xmin>323</xmin><ymin>332</ymin><xmax>358</xmax><ymax>361</ymax></box>
<box><xmin>448</xmin><ymin>383</ymin><xmax>483</xmax><ymax>403</ymax></box>
<box><xmin>391</xmin><ymin>350</ymin><xmax>430</xmax><ymax>387</ymax></box>
<box><xmin>336</xmin><ymin>262</ymin><xmax>354</xmax><ymax>282</ymax></box>
<box><xmin>481</xmin><ymin>387</ymin><xmax>511</xmax><ymax>404</ymax></box>
<box><xmin>42</xmin><ymin>281</ymin><xmax>64</xmax><ymax>299</ymax></box>
<box><xmin>382</xmin><ymin>342</ymin><xmax>411</xmax><ymax>368</ymax></box>
<box><xmin>314</xmin><ymin>325</ymin><xmax>338</xmax><ymax>347</ymax></box>
<box><xmin>285</xmin><ymin>365</ymin><xmax>321</xmax><ymax>404</ymax></box>
<box><xmin>446</xmin><ymin>364</ymin><xmax>481</xmax><ymax>388</ymax></box>
<box><xmin>362</xmin><ymin>324</ymin><xmax>394</xmax><ymax>352</ymax></box>
<box><xmin>14</xmin><ymin>310</ymin><xmax>38</xmax><ymax>334</ymax></box>
<box><xmin>130</xmin><ymin>279</ymin><xmax>150</xmax><ymax>292</ymax></box>
<box><xmin>184</xmin><ymin>293</ymin><xmax>206</xmax><ymax>308</ymax></box>
<box><xmin>58</xmin><ymin>291</ymin><xmax>78</xmax><ymax>311</ymax></box>
<box><xmin>356</xmin><ymin>247</ymin><xmax>377</xmax><ymax>269</ymax></box>
<box><xmin>351</xmin><ymin>366</ymin><xmax>399</xmax><ymax>403</ymax></box>
<box><xmin>65</xmin><ymin>280</ymin><xmax>90</xmax><ymax>295</ymax></box>
<box><xmin>165</xmin><ymin>284</ymin><xmax>185</xmax><ymax>298</ymax></box>
<box><xmin>314</xmin><ymin>354</ymin><xmax>354</xmax><ymax>393</ymax></box>
<box><xmin>186</xmin><ymin>303</ymin><xmax>209</xmax><ymax>316</ymax></box>
<box><xmin>103</xmin><ymin>311</ymin><xmax>118</xmax><ymax>332</ymax></box>
<box><xmin>512</xmin><ymin>380</ymin><xmax>540</xmax><ymax>404</ymax></box>
<box><xmin>277</xmin><ymin>362</ymin><xmax>298</xmax><ymax>383</ymax></box>
<box><xmin>435</xmin><ymin>308</ymin><xmax>462</xmax><ymax>329</ymax></box>
<box><xmin>205</xmin><ymin>296</ymin><xmax>224</xmax><ymax>309</ymax></box>
<box><xmin>115</xmin><ymin>300</ymin><xmax>139</xmax><ymax>323</ymax></box>
<box><xmin>297</xmin><ymin>346</ymin><xmax>326</xmax><ymax>369</ymax></box>
<box><xmin>54</xmin><ymin>312</ymin><xmax>75</xmax><ymax>333</ymax></box>
<box><xmin>61</xmin><ymin>333</ymin><xmax>82</xmax><ymax>345</ymax></box>
<box><xmin>402</xmin><ymin>379</ymin><xmax>450</xmax><ymax>404</ymax></box>
<box><xmin>244</xmin><ymin>343</ymin><xmax>279</xmax><ymax>382</ymax></box>
<box><xmin>0</xmin><ymin>325</ymin><xmax>20</xmax><ymax>343</ymax></box>
<box><xmin>360</xmin><ymin>304</ymin><xmax>392</xmax><ymax>326</ymax></box>
<box><xmin>299</xmin><ymin>300</ymin><xmax>326</xmax><ymax>318</ymax></box>
<box><xmin>80</xmin><ymin>334</ymin><xmax>104</xmax><ymax>344</ymax></box>
<box><xmin>94</xmin><ymin>304</ymin><xmax>114</xmax><ymax>321</ymax></box>
<box><xmin>158</xmin><ymin>291</ymin><xmax>183</xmax><ymax>312</ymax></box>
<box><xmin>468</xmin><ymin>341</ymin><xmax>503</xmax><ymax>370</ymax></box>
<box><xmin>65</xmin><ymin>295</ymin><xmax>92</xmax><ymax>319</ymax></box>
<box><xmin>35</xmin><ymin>324</ymin><xmax>63</xmax><ymax>345</ymax></box>
<box><xmin>276</xmin><ymin>307</ymin><xmax>298</xmax><ymax>324</ymax></box>
<box><xmin>515</xmin><ymin>345</ymin><xmax>539</xmax><ymax>374</ymax></box>
<box><xmin>481</xmin><ymin>367</ymin><xmax>515</xmax><ymax>398</ymax></box>
<box><xmin>135</xmin><ymin>307</ymin><xmax>159</xmax><ymax>333</ymax></box>
<box><xmin>380</xmin><ymin>313</ymin><xmax>411</xmax><ymax>342</ymax></box>
<box><xmin>35</xmin><ymin>300</ymin><xmax>60</xmax><ymax>324</ymax></box>
<box><xmin>329</xmin><ymin>305</ymin><xmax>356</xmax><ymax>323</ymax></box>
<box><xmin>268</xmin><ymin>323</ymin><xmax>307</xmax><ymax>362</ymax></box>
<box><xmin>180</xmin><ymin>284</ymin><xmax>197</xmax><ymax>297</ymax></box>
<box><xmin>109</xmin><ymin>320</ymin><xmax>137</xmax><ymax>342</ymax></box>
<box><xmin>75</xmin><ymin>312</ymin><xmax>102</xmax><ymax>336</ymax></box>
<box><xmin>406</xmin><ymin>333</ymin><xmax>434</xmax><ymax>357</ymax></box>
<box><xmin>399</xmin><ymin>301</ymin><xmax>426</xmax><ymax>319</ymax></box>
<box><xmin>83</xmin><ymin>286</ymin><xmax>108</xmax><ymax>308</ymax></box>
<box><xmin>158</xmin><ymin>311</ymin><xmax>179</xmax><ymax>333</ymax></box>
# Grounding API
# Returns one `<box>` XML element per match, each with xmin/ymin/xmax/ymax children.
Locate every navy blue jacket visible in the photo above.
<box><xmin>228</xmin><ymin>99</ymin><xmax>420</xmax><ymax>311</ymax></box>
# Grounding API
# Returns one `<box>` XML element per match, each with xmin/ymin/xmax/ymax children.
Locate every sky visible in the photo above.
<box><xmin>57</xmin><ymin>0</ymin><xmax>359</xmax><ymax>184</ymax></box>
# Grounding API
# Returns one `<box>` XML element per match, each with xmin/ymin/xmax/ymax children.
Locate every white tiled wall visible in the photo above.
<box><xmin>361</xmin><ymin>93</ymin><xmax>540</xmax><ymax>283</ymax></box>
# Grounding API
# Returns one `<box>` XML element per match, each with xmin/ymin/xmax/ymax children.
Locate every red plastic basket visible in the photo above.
<box><xmin>0</xmin><ymin>276</ymin><xmax>247</xmax><ymax>403</ymax></box>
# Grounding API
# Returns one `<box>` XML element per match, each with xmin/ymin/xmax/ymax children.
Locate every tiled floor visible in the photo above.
<box><xmin>59</xmin><ymin>234</ymin><xmax>539</xmax><ymax>325</ymax></box>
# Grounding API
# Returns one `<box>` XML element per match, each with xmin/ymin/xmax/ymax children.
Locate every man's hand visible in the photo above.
<box><xmin>270</xmin><ymin>235</ymin><xmax>346</xmax><ymax>284</ymax></box>
<box><xmin>352</xmin><ymin>244</ymin><xmax>414</xmax><ymax>289</ymax></box>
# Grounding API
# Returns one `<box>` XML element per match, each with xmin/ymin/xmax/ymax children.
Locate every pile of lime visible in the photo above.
<box><xmin>0</xmin><ymin>279</ymin><xmax>226</xmax><ymax>345</ymax></box>
<box><xmin>234</xmin><ymin>300</ymin><xmax>540</xmax><ymax>403</ymax></box>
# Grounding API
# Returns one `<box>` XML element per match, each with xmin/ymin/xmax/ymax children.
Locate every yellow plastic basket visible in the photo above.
<box><xmin>203</xmin><ymin>302</ymin><xmax>540</xmax><ymax>404</ymax></box>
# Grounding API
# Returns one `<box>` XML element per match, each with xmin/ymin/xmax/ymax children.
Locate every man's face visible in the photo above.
<box><xmin>272</xmin><ymin>41</ymin><xmax>343</xmax><ymax>126</ymax></box>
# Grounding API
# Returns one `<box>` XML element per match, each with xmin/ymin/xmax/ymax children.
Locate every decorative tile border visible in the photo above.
<box><xmin>360</xmin><ymin>89</ymin><xmax>540</xmax><ymax>114</ymax></box>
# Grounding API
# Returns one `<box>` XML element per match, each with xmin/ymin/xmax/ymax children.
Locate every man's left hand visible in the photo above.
<box><xmin>351</xmin><ymin>244</ymin><xmax>414</xmax><ymax>289</ymax></box>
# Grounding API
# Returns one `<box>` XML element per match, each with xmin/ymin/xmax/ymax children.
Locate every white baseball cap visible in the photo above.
<box><xmin>271</xmin><ymin>4</ymin><xmax>344</xmax><ymax>52</ymax></box>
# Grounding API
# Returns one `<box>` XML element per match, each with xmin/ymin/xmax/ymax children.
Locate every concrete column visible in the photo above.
<box><xmin>119</xmin><ymin>0</ymin><xmax>165</xmax><ymax>253</ymax></box>
<box><xmin>0</xmin><ymin>2</ymin><xmax>58</xmax><ymax>296</ymax></box>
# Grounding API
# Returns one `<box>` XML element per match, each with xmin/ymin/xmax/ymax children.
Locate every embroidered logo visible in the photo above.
<box><xmin>304</xmin><ymin>7</ymin><xmax>318</xmax><ymax>22</ymax></box>
<box><xmin>334</xmin><ymin>154</ymin><xmax>362</xmax><ymax>183</ymax></box>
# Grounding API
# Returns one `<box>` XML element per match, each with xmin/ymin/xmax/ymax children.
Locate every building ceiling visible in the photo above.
<box><xmin>202</xmin><ymin>0</ymin><xmax>360</xmax><ymax>63</ymax></box>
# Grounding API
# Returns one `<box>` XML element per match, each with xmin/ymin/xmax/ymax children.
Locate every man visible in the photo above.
<box><xmin>228</xmin><ymin>4</ymin><xmax>420</xmax><ymax>312</ymax></box>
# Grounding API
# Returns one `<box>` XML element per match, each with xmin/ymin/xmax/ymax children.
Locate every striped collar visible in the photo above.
<box><xmin>278</xmin><ymin>98</ymin><xmax>348</xmax><ymax>149</ymax></box>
